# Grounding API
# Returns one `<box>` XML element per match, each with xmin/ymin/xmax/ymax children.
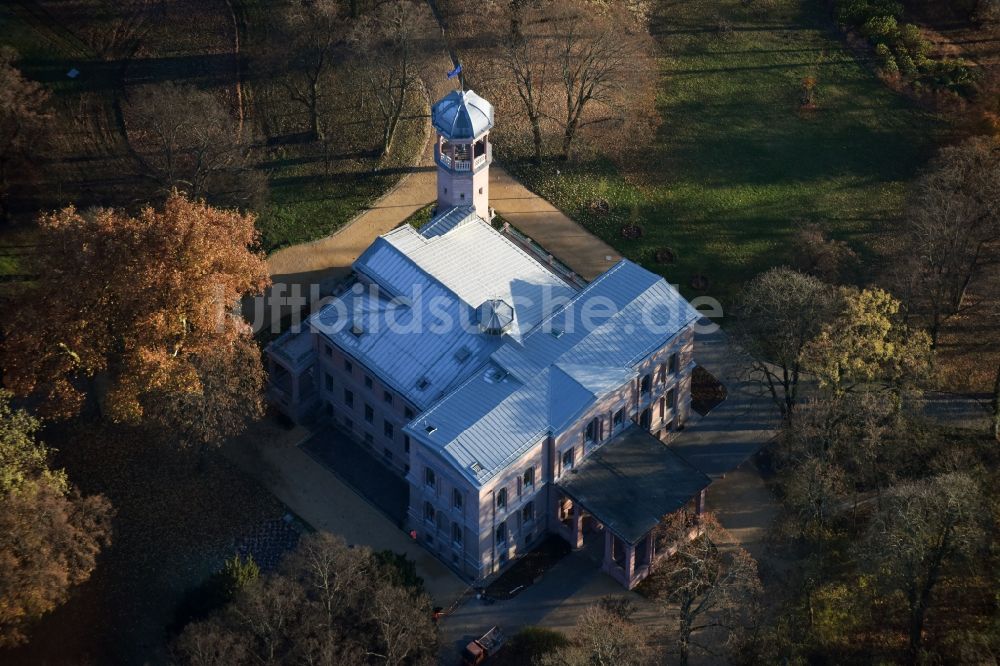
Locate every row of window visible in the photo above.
<box><xmin>421</xmin><ymin>501</ymin><xmax>534</xmax><ymax>550</ymax></box>
<box><xmin>496</xmin><ymin>502</ymin><xmax>535</xmax><ymax>545</ymax></box>
<box><xmin>641</xmin><ymin>352</ymin><xmax>681</xmax><ymax>395</ymax></box>
<box><xmin>325</xmin><ymin>347</ymin><xmax>416</xmax><ymax>420</ymax></box>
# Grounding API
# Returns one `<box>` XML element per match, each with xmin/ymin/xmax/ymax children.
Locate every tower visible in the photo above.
<box><xmin>431</xmin><ymin>89</ymin><xmax>494</xmax><ymax>220</ymax></box>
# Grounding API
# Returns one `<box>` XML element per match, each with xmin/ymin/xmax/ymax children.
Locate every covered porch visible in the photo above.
<box><xmin>265</xmin><ymin>329</ymin><xmax>319</xmax><ymax>423</ymax></box>
<box><xmin>555</xmin><ymin>426</ymin><xmax>711</xmax><ymax>589</ymax></box>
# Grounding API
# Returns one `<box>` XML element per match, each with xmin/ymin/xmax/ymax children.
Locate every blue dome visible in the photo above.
<box><xmin>432</xmin><ymin>89</ymin><xmax>494</xmax><ymax>140</ymax></box>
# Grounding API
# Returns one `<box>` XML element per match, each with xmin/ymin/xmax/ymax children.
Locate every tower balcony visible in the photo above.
<box><xmin>435</xmin><ymin>142</ymin><xmax>491</xmax><ymax>173</ymax></box>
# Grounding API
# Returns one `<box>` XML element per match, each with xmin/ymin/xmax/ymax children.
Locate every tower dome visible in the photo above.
<box><xmin>432</xmin><ymin>90</ymin><xmax>494</xmax><ymax>140</ymax></box>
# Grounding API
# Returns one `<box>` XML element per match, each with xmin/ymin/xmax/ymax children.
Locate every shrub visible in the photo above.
<box><xmin>897</xmin><ymin>23</ymin><xmax>928</xmax><ymax>59</ymax></box>
<box><xmin>862</xmin><ymin>14</ymin><xmax>899</xmax><ymax>43</ymax></box>
<box><xmin>875</xmin><ymin>43</ymin><xmax>899</xmax><ymax>73</ymax></box>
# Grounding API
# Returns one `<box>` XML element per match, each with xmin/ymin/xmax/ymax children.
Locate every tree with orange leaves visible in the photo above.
<box><xmin>0</xmin><ymin>192</ymin><xmax>270</xmax><ymax>442</ymax></box>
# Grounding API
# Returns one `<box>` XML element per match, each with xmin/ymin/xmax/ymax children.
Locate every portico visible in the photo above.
<box><xmin>556</xmin><ymin>426</ymin><xmax>711</xmax><ymax>588</ymax></box>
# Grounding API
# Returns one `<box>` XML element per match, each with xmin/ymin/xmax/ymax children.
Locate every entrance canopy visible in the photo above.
<box><xmin>558</xmin><ymin>426</ymin><xmax>711</xmax><ymax>544</ymax></box>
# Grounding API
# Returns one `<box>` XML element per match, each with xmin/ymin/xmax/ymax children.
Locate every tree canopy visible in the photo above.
<box><xmin>0</xmin><ymin>391</ymin><xmax>113</xmax><ymax>647</ymax></box>
<box><xmin>1</xmin><ymin>192</ymin><xmax>270</xmax><ymax>431</ymax></box>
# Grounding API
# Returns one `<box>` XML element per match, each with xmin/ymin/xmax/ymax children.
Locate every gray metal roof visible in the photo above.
<box><xmin>558</xmin><ymin>426</ymin><xmax>712</xmax><ymax>544</ymax></box>
<box><xmin>410</xmin><ymin>260</ymin><xmax>702</xmax><ymax>486</ymax></box>
<box><xmin>432</xmin><ymin>89</ymin><xmax>494</xmax><ymax>140</ymax></box>
<box><xmin>308</xmin><ymin>210</ymin><xmax>576</xmax><ymax>409</ymax></box>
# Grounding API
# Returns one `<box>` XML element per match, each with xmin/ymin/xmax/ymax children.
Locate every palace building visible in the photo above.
<box><xmin>266</xmin><ymin>89</ymin><xmax>711</xmax><ymax>589</ymax></box>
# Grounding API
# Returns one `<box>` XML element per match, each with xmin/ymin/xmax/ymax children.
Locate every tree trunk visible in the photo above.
<box><xmin>560</xmin><ymin>118</ymin><xmax>578</xmax><ymax>161</ymax></box>
<box><xmin>992</xmin><ymin>363</ymin><xmax>1000</xmax><ymax>442</ymax></box>
<box><xmin>530</xmin><ymin>114</ymin><xmax>543</xmax><ymax>165</ymax></box>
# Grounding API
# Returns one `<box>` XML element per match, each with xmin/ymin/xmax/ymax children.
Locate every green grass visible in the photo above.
<box><xmin>505</xmin><ymin>0</ymin><xmax>946</xmax><ymax>305</ymax></box>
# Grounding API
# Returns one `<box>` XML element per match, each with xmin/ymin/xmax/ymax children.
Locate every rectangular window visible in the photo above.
<box><xmin>452</xmin><ymin>489</ymin><xmax>463</xmax><ymax>510</ymax></box>
<box><xmin>324</xmin><ymin>345</ymin><xmax>332</xmax><ymax>358</ymax></box>
<box><xmin>584</xmin><ymin>418</ymin><xmax>597</xmax><ymax>444</ymax></box>
<box><xmin>452</xmin><ymin>522</ymin><xmax>463</xmax><ymax>547</ymax></box>
<box><xmin>343</xmin><ymin>358</ymin><xmax>353</xmax><ymax>373</ymax></box>
<box><xmin>496</xmin><ymin>521</ymin><xmax>507</xmax><ymax>545</ymax></box>
<box><xmin>365</xmin><ymin>376</ymin><xmax>373</xmax><ymax>390</ymax></box>
<box><xmin>522</xmin><ymin>501</ymin><xmax>534</xmax><ymax>525</ymax></box>
<box><xmin>666</xmin><ymin>388</ymin><xmax>676</xmax><ymax>410</ymax></box>
<box><xmin>404</xmin><ymin>407</ymin><xmax>415</xmax><ymax>420</ymax></box>
<box><xmin>613</xmin><ymin>408</ymin><xmax>624</xmax><ymax>429</ymax></box>
<box><xmin>523</xmin><ymin>467</ymin><xmax>535</xmax><ymax>490</ymax></box>
<box><xmin>325</xmin><ymin>373</ymin><xmax>333</xmax><ymax>391</ymax></box>
<box><xmin>383</xmin><ymin>448</ymin><xmax>392</xmax><ymax>460</ymax></box>
<box><xmin>384</xmin><ymin>421</ymin><xmax>393</xmax><ymax>439</ymax></box>
<box><xmin>364</xmin><ymin>404</ymin><xmax>374</xmax><ymax>424</ymax></box>
<box><xmin>656</xmin><ymin>364</ymin><xmax>665</xmax><ymax>384</ymax></box>
<box><xmin>424</xmin><ymin>501</ymin><xmax>435</xmax><ymax>523</ymax></box>
<box><xmin>496</xmin><ymin>488</ymin><xmax>507</xmax><ymax>510</ymax></box>
<box><xmin>425</xmin><ymin>468</ymin><xmax>436</xmax><ymax>488</ymax></box>
<box><xmin>404</xmin><ymin>435</ymin><xmax>410</xmax><ymax>453</ymax></box>
<box><xmin>562</xmin><ymin>448</ymin><xmax>575</xmax><ymax>472</ymax></box>
<box><xmin>641</xmin><ymin>373</ymin><xmax>652</xmax><ymax>395</ymax></box>
<box><xmin>669</xmin><ymin>352</ymin><xmax>679</xmax><ymax>373</ymax></box>
<box><xmin>383</xmin><ymin>390</ymin><xmax>393</xmax><ymax>405</ymax></box>
<box><xmin>344</xmin><ymin>389</ymin><xmax>354</xmax><ymax>408</ymax></box>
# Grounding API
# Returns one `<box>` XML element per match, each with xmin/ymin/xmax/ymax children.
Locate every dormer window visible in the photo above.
<box><xmin>416</xmin><ymin>377</ymin><xmax>430</xmax><ymax>390</ymax></box>
<box><xmin>350</xmin><ymin>323</ymin><xmax>364</xmax><ymax>338</ymax></box>
<box><xmin>424</xmin><ymin>424</ymin><xmax>437</xmax><ymax>435</ymax></box>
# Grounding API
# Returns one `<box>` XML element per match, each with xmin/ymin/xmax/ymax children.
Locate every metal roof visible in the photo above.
<box><xmin>410</xmin><ymin>260</ymin><xmax>702</xmax><ymax>486</ymax></box>
<box><xmin>558</xmin><ymin>426</ymin><xmax>712</xmax><ymax>544</ymax></box>
<box><xmin>308</xmin><ymin>209</ymin><xmax>576</xmax><ymax>409</ymax></box>
<box><xmin>432</xmin><ymin>89</ymin><xmax>494</xmax><ymax>140</ymax></box>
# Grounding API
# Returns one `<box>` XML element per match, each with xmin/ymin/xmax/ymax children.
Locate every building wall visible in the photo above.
<box><xmin>314</xmin><ymin>336</ymin><xmax>419</xmax><ymax>477</ymax></box>
<box><xmin>437</xmin><ymin>156</ymin><xmax>490</xmax><ymax>218</ymax></box>
<box><xmin>405</xmin><ymin>323</ymin><xmax>697</xmax><ymax>584</ymax></box>
<box><xmin>291</xmin><ymin>311</ymin><xmax>696</xmax><ymax>585</ymax></box>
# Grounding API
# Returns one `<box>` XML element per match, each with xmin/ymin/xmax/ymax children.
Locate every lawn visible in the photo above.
<box><xmin>504</xmin><ymin>0</ymin><xmax>946</xmax><ymax>306</ymax></box>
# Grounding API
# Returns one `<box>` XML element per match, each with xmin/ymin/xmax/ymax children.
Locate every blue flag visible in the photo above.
<box><xmin>447</xmin><ymin>63</ymin><xmax>462</xmax><ymax>79</ymax></box>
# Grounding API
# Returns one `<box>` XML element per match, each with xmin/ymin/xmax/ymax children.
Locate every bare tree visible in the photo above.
<box><xmin>550</xmin><ymin>2</ymin><xmax>649</xmax><ymax>160</ymax></box>
<box><xmin>647</xmin><ymin>513</ymin><xmax>762</xmax><ymax>666</ymax></box>
<box><xmin>126</xmin><ymin>82</ymin><xmax>265</xmax><ymax>207</ymax></box>
<box><xmin>173</xmin><ymin>532</ymin><xmax>437</xmax><ymax>666</ymax></box>
<box><xmin>351</xmin><ymin>0</ymin><xmax>430</xmax><ymax>157</ymax></box>
<box><xmin>892</xmin><ymin>137</ymin><xmax>1000</xmax><ymax>347</ymax></box>
<box><xmin>539</xmin><ymin>603</ymin><xmax>650</xmax><ymax>666</ymax></box>
<box><xmin>499</xmin><ymin>1</ymin><xmax>554</xmax><ymax>165</ymax></box>
<box><xmin>732</xmin><ymin>267</ymin><xmax>838</xmax><ymax>420</ymax></box>
<box><xmin>0</xmin><ymin>48</ymin><xmax>50</xmax><ymax>223</ymax></box>
<box><xmin>790</xmin><ymin>222</ymin><xmax>858</xmax><ymax>283</ymax></box>
<box><xmin>80</xmin><ymin>0</ymin><xmax>163</xmax><ymax>61</ymax></box>
<box><xmin>280</xmin><ymin>0</ymin><xmax>348</xmax><ymax>140</ymax></box>
<box><xmin>858</xmin><ymin>473</ymin><xmax>981</xmax><ymax>662</ymax></box>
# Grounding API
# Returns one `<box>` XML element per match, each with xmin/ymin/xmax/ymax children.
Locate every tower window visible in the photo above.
<box><xmin>479</xmin><ymin>187</ymin><xmax>483</xmax><ymax>194</ymax></box>
<box><xmin>460</xmin><ymin>193</ymin><xmax>465</xmax><ymax>200</ymax></box>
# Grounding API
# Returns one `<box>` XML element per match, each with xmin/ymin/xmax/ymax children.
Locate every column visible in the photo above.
<box><xmin>695</xmin><ymin>489</ymin><xmax>706</xmax><ymax>517</ymax></box>
<box><xmin>571</xmin><ymin>502</ymin><xmax>584</xmax><ymax>549</ymax></box>
<box><xmin>623</xmin><ymin>542</ymin><xmax>636</xmax><ymax>587</ymax></box>
<box><xmin>603</xmin><ymin>529</ymin><xmax>613</xmax><ymax>572</ymax></box>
